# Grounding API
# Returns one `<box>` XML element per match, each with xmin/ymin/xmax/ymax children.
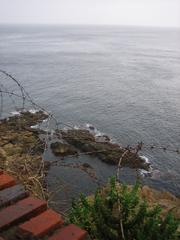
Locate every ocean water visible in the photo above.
<box><xmin>0</xmin><ymin>25</ymin><xmax>180</xmax><ymax>203</ymax></box>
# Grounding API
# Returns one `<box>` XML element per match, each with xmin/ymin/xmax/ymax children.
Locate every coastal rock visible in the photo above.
<box><xmin>0</xmin><ymin>111</ymin><xmax>48</xmax><ymax>199</ymax></box>
<box><xmin>60</xmin><ymin>129</ymin><xmax>150</xmax><ymax>171</ymax></box>
<box><xmin>86</xmin><ymin>124</ymin><xmax>95</xmax><ymax>131</ymax></box>
<box><xmin>50</xmin><ymin>142</ymin><xmax>77</xmax><ymax>156</ymax></box>
<box><xmin>96</xmin><ymin>135</ymin><xmax>111</xmax><ymax>143</ymax></box>
<box><xmin>61</xmin><ymin>129</ymin><xmax>95</xmax><ymax>143</ymax></box>
<box><xmin>0</xmin><ymin>148</ymin><xmax>7</xmax><ymax>161</ymax></box>
<box><xmin>82</xmin><ymin>163</ymin><xmax>93</xmax><ymax>169</ymax></box>
<box><xmin>3</xmin><ymin>143</ymin><xmax>23</xmax><ymax>156</ymax></box>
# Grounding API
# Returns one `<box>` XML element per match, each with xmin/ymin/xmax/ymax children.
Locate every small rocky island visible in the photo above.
<box><xmin>57</xmin><ymin>129</ymin><xmax>150</xmax><ymax>170</ymax></box>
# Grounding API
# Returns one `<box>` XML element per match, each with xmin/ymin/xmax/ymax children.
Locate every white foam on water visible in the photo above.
<box><xmin>11</xmin><ymin>111</ymin><xmax>21</xmax><ymax>116</ymax></box>
<box><xmin>28</xmin><ymin>109</ymin><xmax>49</xmax><ymax>116</ymax></box>
<box><xmin>28</xmin><ymin>109</ymin><xmax>39</xmax><ymax>114</ymax></box>
<box><xmin>85</xmin><ymin>123</ymin><xmax>92</xmax><ymax>129</ymax></box>
<box><xmin>62</xmin><ymin>127</ymin><xmax>69</xmax><ymax>131</ymax></box>
<box><xmin>43</xmin><ymin>111</ymin><xmax>49</xmax><ymax>115</ymax></box>
<box><xmin>74</xmin><ymin>125</ymin><xmax>80</xmax><ymax>130</ymax></box>
<box><xmin>139</xmin><ymin>155</ymin><xmax>153</xmax><ymax>177</ymax></box>
<box><xmin>43</xmin><ymin>119</ymin><xmax>48</xmax><ymax>123</ymax></box>
<box><xmin>30</xmin><ymin>124</ymin><xmax>39</xmax><ymax>129</ymax></box>
<box><xmin>140</xmin><ymin>169</ymin><xmax>151</xmax><ymax>177</ymax></box>
<box><xmin>81</xmin><ymin>123</ymin><xmax>115</xmax><ymax>143</ymax></box>
<box><xmin>85</xmin><ymin>123</ymin><xmax>104</xmax><ymax>136</ymax></box>
<box><xmin>140</xmin><ymin>155</ymin><xmax>150</xmax><ymax>163</ymax></box>
<box><xmin>95</xmin><ymin>131</ymin><xmax>103</xmax><ymax>137</ymax></box>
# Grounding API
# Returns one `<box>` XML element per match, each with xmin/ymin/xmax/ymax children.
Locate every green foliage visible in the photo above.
<box><xmin>68</xmin><ymin>177</ymin><xmax>179</xmax><ymax>240</ymax></box>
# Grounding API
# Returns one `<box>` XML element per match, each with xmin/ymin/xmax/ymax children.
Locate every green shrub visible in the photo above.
<box><xmin>68</xmin><ymin>177</ymin><xmax>179</xmax><ymax>240</ymax></box>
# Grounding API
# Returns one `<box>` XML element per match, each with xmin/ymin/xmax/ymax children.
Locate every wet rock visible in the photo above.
<box><xmin>60</xmin><ymin>129</ymin><xmax>150</xmax><ymax>171</ymax></box>
<box><xmin>44</xmin><ymin>161</ymin><xmax>51</xmax><ymax>171</ymax></box>
<box><xmin>88</xmin><ymin>125</ymin><xmax>95</xmax><ymax>131</ymax></box>
<box><xmin>82</xmin><ymin>163</ymin><xmax>93</xmax><ymax>169</ymax></box>
<box><xmin>61</xmin><ymin>129</ymin><xmax>95</xmax><ymax>143</ymax></box>
<box><xmin>50</xmin><ymin>142</ymin><xmax>78</xmax><ymax>156</ymax></box>
<box><xmin>96</xmin><ymin>135</ymin><xmax>111</xmax><ymax>143</ymax></box>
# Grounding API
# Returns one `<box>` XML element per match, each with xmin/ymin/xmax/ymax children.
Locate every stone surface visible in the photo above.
<box><xmin>60</xmin><ymin>129</ymin><xmax>150</xmax><ymax>170</ymax></box>
<box><xmin>50</xmin><ymin>142</ymin><xmax>77</xmax><ymax>156</ymax></box>
<box><xmin>0</xmin><ymin>184</ymin><xmax>28</xmax><ymax>209</ymax></box>
<box><xmin>96</xmin><ymin>135</ymin><xmax>110</xmax><ymax>143</ymax></box>
<box><xmin>0</xmin><ymin>197</ymin><xmax>47</xmax><ymax>231</ymax></box>
<box><xmin>0</xmin><ymin>174</ymin><xmax>16</xmax><ymax>190</ymax></box>
<box><xmin>49</xmin><ymin>224</ymin><xmax>87</xmax><ymax>240</ymax></box>
<box><xmin>0</xmin><ymin>111</ymin><xmax>48</xmax><ymax>199</ymax></box>
<box><xmin>18</xmin><ymin>209</ymin><xmax>64</xmax><ymax>238</ymax></box>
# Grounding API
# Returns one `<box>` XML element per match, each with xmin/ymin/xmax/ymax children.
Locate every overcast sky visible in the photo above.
<box><xmin>0</xmin><ymin>0</ymin><xmax>180</xmax><ymax>27</ymax></box>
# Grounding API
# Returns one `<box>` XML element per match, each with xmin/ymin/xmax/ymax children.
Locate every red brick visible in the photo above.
<box><xmin>0</xmin><ymin>169</ymin><xmax>3</xmax><ymax>175</ymax></box>
<box><xmin>0</xmin><ymin>197</ymin><xmax>47</xmax><ymax>231</ymax></box>
<box><xmin>49</xmin><ymin>224</ymin><xmax>87</xmax><ymax>240</ymax></box>
<box><xmin>18</xmin><ymin>209</ymin><xmax>64</xmax><ymax>238</ymax></box>
<box><xmin>0</xmin><ymin>174</ymin><xmax>16</xmax><ymax>190</ymax></box>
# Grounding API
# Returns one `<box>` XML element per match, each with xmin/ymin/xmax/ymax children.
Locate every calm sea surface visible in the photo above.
<box><xmin>0</xmin><ymin>25</ymin><xmax>180</xmax><ymax>207</ymax></box>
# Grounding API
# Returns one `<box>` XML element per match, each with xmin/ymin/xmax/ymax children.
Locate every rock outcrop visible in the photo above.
<box><xmin>0</xmin><ymin>111</ymin><xmax>48</xmax><ymax>199</ymax></box>
<box><xmin>50</xmin><ymin>142</ymin><xmax>77</xmax><ymax>156</ymax></box>
<box><xmin>59</xmin><ymin>129</ymin><xmax>150</xmax><ymax>171</ymax></box>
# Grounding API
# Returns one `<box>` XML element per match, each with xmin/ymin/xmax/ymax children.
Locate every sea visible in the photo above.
<box><xmin>0</xmin><ymin>24</ymin><xmax>180</xmax><ymax>209</ymax></box>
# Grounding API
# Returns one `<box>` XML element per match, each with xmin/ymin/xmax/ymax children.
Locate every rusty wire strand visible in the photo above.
<box><xmin>0</xmin><ymin>70</ymin><xmax>180</xmax><ymax>206</ymax></box>
<box><xmin>0</xmin><ymin>71</ymin><xmax>179</xmax><ymax>155</ymax></box>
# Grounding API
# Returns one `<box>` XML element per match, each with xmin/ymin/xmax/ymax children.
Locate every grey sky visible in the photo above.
<box><xmin>0</xmin><ymin>0</ymin><xmax>180</xmax><ymax>27</ymax></box>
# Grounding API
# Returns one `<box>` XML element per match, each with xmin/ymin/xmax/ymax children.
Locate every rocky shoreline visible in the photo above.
<box><xmin>0</xmin><ymin>110</ymin><xmax>179</xmax><ymax>227</ymax></box>
<box><xmin>0</xmin><ymin>110</ymin><xmax>150</xmax><ymax>199</ymax></box>
<box><xmin>57</xmin><ymin>129</ymin><xmax>150</xmax><ymax>170</ymax></box>
<box><xmin>0</xmin><ymin>111</ymin><xmax>49</xmax><ymax>199</ymax></box>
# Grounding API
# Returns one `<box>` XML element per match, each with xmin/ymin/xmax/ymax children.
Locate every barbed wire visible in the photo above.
<box><xmin>0</xmin><ymin>70</ymin><xmax>180</xmax><ymax>207</ymax></box>
<box><xmin>1</xmin><ymin>70</ymin><xmax>179</xmax><ymax>155</ymax></box>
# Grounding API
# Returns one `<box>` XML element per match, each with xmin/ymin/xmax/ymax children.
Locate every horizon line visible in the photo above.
<box><xmin>0</xmin><ymin>22</ymin><xmax>180</xmax><ymax>29</ymax></box>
